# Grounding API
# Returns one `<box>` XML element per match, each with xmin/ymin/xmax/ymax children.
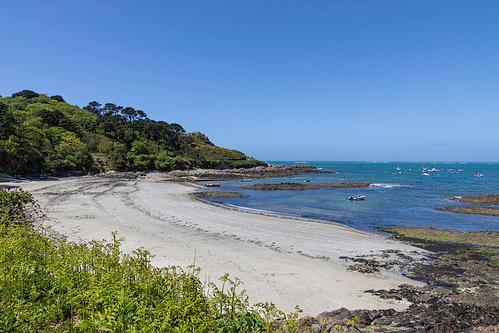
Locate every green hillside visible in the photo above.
<box><xmin>0</xmin><ymin>90</ymin><xmax>265</xmax><ymax>175</ymax></box>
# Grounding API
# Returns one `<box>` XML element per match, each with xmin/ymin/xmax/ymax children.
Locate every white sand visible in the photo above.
<box><xmin>22</xmin><ymin>174</ymin><xmax>424</xmax><ymax>315</ymax></box>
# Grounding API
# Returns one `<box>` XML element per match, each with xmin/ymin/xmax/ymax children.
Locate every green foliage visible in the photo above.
<box><xmin>46</xmin><ymin>132</ymin><xmax>95</xmax><ymax>174</ymax></box>
<box><xmin>127</xmin><ymin>140</ymin><xmax>159</xmax><ymax>170</ymax></box>
<box><xmin>11</xmin><ymin>89</ymin><xmax>39</xmax><ymax>99</ymax></box>
<box><xmin>50</xmin><ymin>95</ymin><xmax>66</xmax><ymax>103</ymax></box>
<box><xmin>108</xmin><ymin>143</ymin><xmax>129</xmax><ymax>171</ymax></box>
<box><xmin>0</xmin><ymin>102</ymin><xmax>17</xmax><ymax>138</ymax></box>
<box><xmin>0</xmin><ymin>188</ymin><xmax>34</xmax><ymax>225</ymax></box>
<box><xmin>181</xmin><ymin>133</ymin><xmax>266</xmax><ymax>169</ymax></box>
<box><xmin>0</xmin><ymin>189</ymin><xmax>297</xmax><ymax>332</ymax></box>
<box><xmin>0</xmin><ymin>90</ymin><xmax>265</xmax><ymax>175</ymax></box>
<box><xmin>155</xmin><ymin>151</ymin><xmax>194</xmax><ymax>171</ymax></box>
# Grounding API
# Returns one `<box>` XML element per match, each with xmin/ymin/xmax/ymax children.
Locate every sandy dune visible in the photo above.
<box><xmin>22</xmin><ymin>174</ymin><xmax>424</xmax><ymax>315</ymax></box>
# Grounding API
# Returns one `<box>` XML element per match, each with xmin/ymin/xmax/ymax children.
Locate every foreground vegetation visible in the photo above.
<box><xmin>0</xmin><ymin>90</ymin><xmax>264</xmax><ymax>176</ymax></box>
<box><xmin>0</xmin><ymin>188</ymin><xmax>300</xmax><ymax>332</ymax></box>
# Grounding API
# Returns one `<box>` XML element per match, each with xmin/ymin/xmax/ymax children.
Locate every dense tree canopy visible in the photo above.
<box><xmin>0</xmin><ymin>90</ymin><xmax>265</xmax><ymax>175</ymax></box>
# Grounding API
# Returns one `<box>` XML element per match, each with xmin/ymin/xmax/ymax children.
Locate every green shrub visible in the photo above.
<box><xmin>0</xmin><ymin>189</ymin><xmax>298</xmax><ymax>332</ymax></box>
<box><xmin>0</xmin><ymin>189</ymin><xmax>34</xmax><ymax>225</ymax></box>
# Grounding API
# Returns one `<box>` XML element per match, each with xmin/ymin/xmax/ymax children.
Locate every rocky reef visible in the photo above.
<box><xmin>438</xmin><ymin>206</ymin><xmax>499</xmax><ymax>216</ymax></box>
<box><xmin>242</xmin><ymin>182</ymin><xmax>371</xmax><ymax>191</ymax></box>
<box><xmin>297</xmin><ymin>227</ymin><xmax>499</xmax><ymax>333</ymax></box>
<box><xmin>191</xmin><ymin>191</ymin><xmax>247</xmax><ymax>199</ymax></box>
<box><xmin>451</xmin><ymin>194</ymin><xmax>499</xmax><ymax>205</ymax></box>
<box><xmin>436</xmin><ymin>194</ymin><xmax>499</xmax><ymax>217</ymax></box>
<box><xmin>166</xmin><ymin>165</ymin><xmax>333</xmax><ymax>181</ymax></box>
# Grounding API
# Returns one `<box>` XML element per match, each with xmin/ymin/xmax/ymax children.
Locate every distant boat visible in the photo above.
<box><xmin>422</xmin><ymin>172</ymin><xmax>430</xmax><ymax>176</ymax></box>
<box><xmin>348</xmin><ymin>195</ymin><xmax>366</xmax><ymax>201</ymax></box>
<box><xmin>205</xmin><ymin>183</ymin><xmax>221</xmax><ymax>187</ymax></box>
<box><xmin>474</xmin><ymin>173</ymin><xmax>484</xmax><ymax>178</ymax></box>
<box><xmin>241</xmin><ymin>179</ymin><xmax>252</xmax><ymax>182</ymax></box>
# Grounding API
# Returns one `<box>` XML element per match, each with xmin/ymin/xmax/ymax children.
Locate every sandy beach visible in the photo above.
<box><xmin>21</xmin><ymin>174</ymin><xmax>424</xmax><ymax>315</ymax></box>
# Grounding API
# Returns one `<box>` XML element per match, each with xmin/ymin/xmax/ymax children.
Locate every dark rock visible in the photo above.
<box><xmin>242</xmin><ymin>182</ymin><xmax>371</xmax><ymax>191</ymax></box>
<box><xmin>298</xmin><ymin>316</ymin><xmax>322</xmax><ymax>333</ymax></box>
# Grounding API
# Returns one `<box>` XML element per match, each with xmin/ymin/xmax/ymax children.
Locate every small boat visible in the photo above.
<box><xmin>205</xmin><ymin>183</ymin><xmax>221</xmax><ymax>187</ymax></box>
<box><xmin>348</xmin><ymin>195</ymin><xmax>366</xmax><ymax>201</ymax></box>
<box><xmin>474</xmin><ymin>173</ymin><xmax>484</xmax><ymax>178</ymax></box>
<box><xmin>241</xmin><ymin>179</ymin><xmax>252</xmax><ymax>182</ymax></box>
<box><xmin>422</xmin><ymin>172</ymin><xmax>430</xmax><ymax>176</ymax></box>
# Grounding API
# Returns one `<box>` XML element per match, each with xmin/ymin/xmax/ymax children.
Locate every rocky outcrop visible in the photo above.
<box><xmin>166</xmin><ymin>165</ymin><xmax>334</xmax><ymax>181</ymax></box>
<box><xmin>295</xmin><ymin>228</ymin><xmax>499</xmax><ymax>332</ymax></box>
<box><xmin>451</xmin><ymin>194</ymin><xmax>499</xmax><ymax>205</ymax></box>
<box><xmin>437</xmin><ymin>206</ymin><xmax>499</xmax><ymax>217</ymax></box>
<box><xmin>191</xmin><ymin>191</ymin><xmax>247</xmax><ymax>199</ymax></box>
<box><xmin>242</xmin><ymin>182</ymin><xmax>371</xmax><ymax>191</ymax></box>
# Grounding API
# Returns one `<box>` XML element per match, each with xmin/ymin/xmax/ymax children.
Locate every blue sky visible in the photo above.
<box><xmin>1</xmin><ymin>1</ymin><xmax>498</xmax><ymax>161</ymax></box>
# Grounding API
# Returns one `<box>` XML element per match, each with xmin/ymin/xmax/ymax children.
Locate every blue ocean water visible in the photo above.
<box><xmin>203</xmin><ymin>162</ymin><xmax>499</xmax><ymax>233</ymax></box>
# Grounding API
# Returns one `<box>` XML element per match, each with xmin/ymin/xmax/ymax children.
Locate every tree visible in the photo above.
<box><xmin>50</xmin><ymin>95</ymin><xmax>66</xmax><ymax>103</ymax></box>
<box><xmin>108</xmin><ymin>143</ymin><xmax>128</xmax><ymax>171</ymax></box>
<box><xmin>127</xmin><ymin>140</ymin><xmax>158</xmax><ymax>170</ymax></box>
<box><xmin>0</xmin><ymin>102</ymin><xmax>16</xmax><ymax>139</ymax></box>
<box><xmin>84</xmin><ymin>101</ymin><xmax>102</xmax><ymax>116</ymax></box>
<box><xmin>102</xmin><ymin>103</ymin><xmax>123</xmax><ymax>116</ymax></box>
<box><xmin>0</xmin><ymin>89</ymin><xmax>264</xmax><ymax>175</ymax></box>
<box><xmin>47</xmin><ymin>132</ymin><xmax>94</xmax><ymax>174</ymax></box>
<box><xmin>121</xmin><ymin>107</ymin><xmax>137</xmax><ymax>122</ymax></box>
<box><xmin>12</xmin><ymin>90</ymin><xmax>40</xmax><ymax>99</ymax></box>
<box><xmin>136</xmin><ymin>110</ymin><xmax>148</xmax><ymax>120</ymax></box>
<box><xmin>36</xmin><ymin>108</ymin><xmax>81</xmax><ymax>135</ymax></box>
<box><xmin>169</xmin><ymin>123</ymin><xmax>185</xmax><ymax>134</ymax></box>
<box><xmin>0</xmin><ymin>133</ymin><xmax>44</xmax><ymax>175</ymax></box>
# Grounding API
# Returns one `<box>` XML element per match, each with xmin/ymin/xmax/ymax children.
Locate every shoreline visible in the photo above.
<box><xmin>20</xmin><ymin>174</ymin><xmax>426</xmax><ymax>315</ymax></box>
<box><xmin>189</xmin><ymin>188</ymin><xmax>375</xmax><ymax>237</ymax></box>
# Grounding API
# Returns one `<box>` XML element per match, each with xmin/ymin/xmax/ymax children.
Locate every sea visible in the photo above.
<box><xmin>201</xmin><ymin>162</ymin><xmax>499</xmax><ymax>233</ymax></box>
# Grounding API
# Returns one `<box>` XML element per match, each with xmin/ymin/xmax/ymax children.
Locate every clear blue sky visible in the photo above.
<box><xmin>1</xmin><ymin>1</ymin><xmax>498</xmax><ymax>162</ymax></box>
